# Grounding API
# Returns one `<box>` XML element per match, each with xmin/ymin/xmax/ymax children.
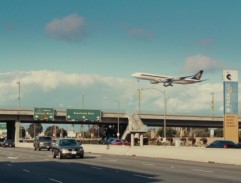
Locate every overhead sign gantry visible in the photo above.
<box><xmin>66</xmin><ymin>109</ymin><xmax>101</xmax><ymax>121</ymax></box>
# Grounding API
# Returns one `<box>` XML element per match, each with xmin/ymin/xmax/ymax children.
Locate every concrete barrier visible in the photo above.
<box><xmin>16</xmin><ymin>143</ymin><xmax>241</xmax><ymax>165</ymax></box>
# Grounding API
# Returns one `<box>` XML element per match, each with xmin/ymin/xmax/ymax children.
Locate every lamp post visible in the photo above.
<box><xmin>141</xmin><ymin>87</ymin><xmax>167</xmax><ymax>139</ymax></box>
<box><xmin>17</xmin><ymin>81</ymin><xmax>21</xmax><ymax>139</ymax></box>
<box><xmin>210</xmin><ymin>92</ymin><xmax>214</xmax><ymax>117</ymax></box>
<box><xmin>81</xmin><ymin>92</ymin><xmax>85</xmax><ymax>139</ymax></box>
<box><xmin>81</xmin><ymin>92</ymin><xmax>85</xmax><ymax>108</ymax></box>
<box><xmin>17</xmin><ymin>81</ymin><xmax>21</xmax><ymax>109</ymax></box>
<box><xmin>103</xmin><ymin>97</ymin><xmax>120</xmax><ymax>139</ymax></box>
<box><xmin>137</xmin><ymin>88</ymin><xmax>141</xmax><ymax>113</ymax></box>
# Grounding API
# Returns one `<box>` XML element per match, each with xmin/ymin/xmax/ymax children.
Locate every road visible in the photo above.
<box><xmin>0</xmin><ymin>147</ymin><xmax>241</xmax><ymax>183</ymax></box>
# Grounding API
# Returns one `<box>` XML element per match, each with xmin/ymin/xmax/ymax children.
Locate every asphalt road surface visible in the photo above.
<box><xmin>1</xmin><ymin>147</ymin><xmax>241</xmax><ymax>183</ymax></box>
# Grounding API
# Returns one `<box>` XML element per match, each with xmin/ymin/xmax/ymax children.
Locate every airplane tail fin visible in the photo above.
<box><xmin>192</xmin><ymin>70</ymin><xmax>203</xmax><ymax>80</ymax></box>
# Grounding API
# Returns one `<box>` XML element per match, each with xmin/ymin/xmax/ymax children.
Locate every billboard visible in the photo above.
<box><xmin>223</xmin><ymin>70</ymin><xmax>239</xmax><ymax>143</ymax></box>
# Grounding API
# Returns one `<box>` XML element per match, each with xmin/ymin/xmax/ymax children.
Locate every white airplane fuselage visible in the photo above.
<box><xmin>132</xmin><ymin>70</ymin><xmax>204</xmax><ymax>87</ymax></box>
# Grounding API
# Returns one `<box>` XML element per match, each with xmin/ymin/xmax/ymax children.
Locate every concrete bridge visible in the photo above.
<box><xmin>0</xmin><ymin>108</ymin><xmax>240</xmax><ymax>146</ymax></box>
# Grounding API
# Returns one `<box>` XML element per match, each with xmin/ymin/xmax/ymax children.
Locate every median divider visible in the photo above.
<box><xmin>16</xmin><ymin>142</ymin><xmax>241</xmax><ymax>165</ymax></box>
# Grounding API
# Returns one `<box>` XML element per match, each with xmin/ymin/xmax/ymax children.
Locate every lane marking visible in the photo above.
<box><xmin>7</xmin><ymin>164</ymin><xmax>12</xmax><ymax>167</ymax></box>
<box><xmin>7</xmin><ymin>156</ymin><xmax>18</xmax><ymax>159</ymax></box>
<box><xmin>49</xmin><ymin>178</ymin><xmax>63</xmax><ymax>183</ymax></box>
<box><xmin>22</xmin><ymin>169</ymin><xmax>31</xmax><ymax>173</ymax></box>
<box><xmin>192</xmin><ymin>169</ymin><xmax>213</xmax><ymax>173</ymax></box>
<box><xmin>108</xmin><ymin>159</ymin><xmax>117</xmax><ymax>162</ymax></box>
<box><xmin>142</xmin><ymin>163</ymin><xmax>155</xmax><ymax>167</ymax></box>
<box><xmin>134</xmin><ymin>174</ymin><xmax>153</xmax><ymax>179</ymax></box>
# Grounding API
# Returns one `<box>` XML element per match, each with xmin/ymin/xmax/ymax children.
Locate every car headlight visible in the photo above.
<box><xmin>61</xmin><ymin>149</ymin><xmax>69</xmax><ymax>153</ymax></box>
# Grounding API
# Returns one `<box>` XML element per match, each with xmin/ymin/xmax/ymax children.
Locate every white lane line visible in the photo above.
<box><xmin>22</xmin><ymin>169</ymin><xmax>31</xmax><ymax>173</ymax></box>
<box><xmin>108</xmin><ymin>159</ymin><xmax>117</xmax><ymax>162</ymax></box>
<box><xmin>142</xmin><ymin>163</ymin><xmax>155</xmax><ymax>167</ymax></box>
<box><xmin>91</xmin><ymin>166</ymin><xmax>103</xmax><ymax>170</ymax></box>
<box><xmin>134</xmin><ymin>174</ymin><xmax>153</xmax><ymax>179</ymax></box>
<box><xmin>48</xmin><ymin>178</ymin><xmax>63</xmax><ymax>183</ymax></box>
<box><xmin>7</xmin><ymin>156</ymin><xmax>18</xmax><ymax>159</ymax></box>
<box><xmin>192</xmin><ymin>169</ymin><xmax>213</xmax><ymax>173</ymax></box>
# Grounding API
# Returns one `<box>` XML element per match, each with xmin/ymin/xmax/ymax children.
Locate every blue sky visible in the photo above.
<box><xmin>0</xmin><ymin>0</ymin><xmax>241</xmax><ymax>116</ymax></box>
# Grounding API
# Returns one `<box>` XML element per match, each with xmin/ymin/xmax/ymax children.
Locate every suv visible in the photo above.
<box><xmin>33</xmin><ymin>136</ymin><xmax>52</xmax><ymax>151</ymax></box>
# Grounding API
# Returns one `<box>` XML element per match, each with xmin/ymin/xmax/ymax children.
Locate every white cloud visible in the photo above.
<box><xmin>183</xmin><ymin>54</ymin><xmax>224</xmax><ymax>73</ymax></box>
<box><xmin>0</xmin><ymin>70</ymin><xmax>231</xmax><ymax>116</ymax></box>
<box><xmin>45</xmin><ymin>14</ymin><xmax>88</xmax><ymax>41</ymax></box>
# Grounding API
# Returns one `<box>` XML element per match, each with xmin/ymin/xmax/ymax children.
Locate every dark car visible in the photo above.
<box><xmin>52</xmin><ymin>138</ymin><xmax>84</xmax><ymax>159</ymax></box>
<box><xmin>2</xmin><ymin>139</ymin><xmax>15</xmax><ymax>148</ymax></box>
<box><xmin>0</xmin><ymin>137</ymin><xmax>5</xmax><ymax>147</ymax></box>
<box><xmin>236</xmin><ymin>142</ymin><xmax>241</xmax><ymax>148</ymax></box>
<box><xmin>33</xmin><ymin>136</ymin><xmax>52</xmax><ymax>151</ymax></box>
<box><xmin>206</xmin><ymin>140</ymin><xmax>237</xmax><ymax>148</ymax></box>
<box><xmin>99</xmin><ymin>137</ymin><xmax>117</xmax><ymax>144</ymax></box>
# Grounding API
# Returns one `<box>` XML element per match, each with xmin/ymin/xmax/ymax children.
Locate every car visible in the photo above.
<box><xmin>99</xmin><ymin>137</ymin><xmax>117</xmax><ymax>144</ymax></box>
<box><xmin>33</xmin><ymin>136</ymin><xmax>52</xmax><ymax>151</ymax></box>
<box><xmin>236</xmin><ymin>142</ymin><xmax>241</xmax><ymax>148</ymax></box>
<box><xmin>52</xmin><ymin>138</ymin><xmax>84</xmax><ymax>159</ymax></box>
<box><xmin>110</xmin><ymin>139</ymin><xmax>131</xmax><ymax>146</ymax></box>
<box><xmin>0</xmin><ymin>136</ymin><xmax>5</xmax><ymax>147</ymax></box>
<box><xmin>206</xmin><ymin>140</ymin><xmax>237</xmax><ymax>148</ymax></box>
<box><xmin>2</xmin><ymin>139</ymin><xmax>15</xmax><ymax>148</ymax></box>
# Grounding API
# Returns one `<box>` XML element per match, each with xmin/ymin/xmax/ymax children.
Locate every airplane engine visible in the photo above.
<box><xmin>150</xmin><ymin>80</ymin><xmax>159</xmax><ymax>84</ymax></box>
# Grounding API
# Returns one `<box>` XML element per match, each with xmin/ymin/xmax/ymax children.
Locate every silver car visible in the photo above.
<box><xmin>52</xmin><ymin>138</ymin><xmax>84</xmax><ymax>159</ymax></box>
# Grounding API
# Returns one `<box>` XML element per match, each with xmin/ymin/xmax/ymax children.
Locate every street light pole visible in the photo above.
<box><xmin>17</xmin><ymin>81</ymin><xmax>21</xmax><ymax>139</ymax></box>
<box><xmin>17</xmin><ymin>81</ymin><xmax>21</xmax><ymax>109</ymax></box>
<box><xmin>81</xmin><ymin>92</ymin><xmax>85</xmax><ymax>108</ymax></box>
<box><xmin>103</xmin><ymin>97</ymin><xmax>120</xmax><ymax>139</ymax></box>
<box><xmin>141</xmin><ymin>87</ymin><xmax>167</xmax><ymax>139</ymax></box>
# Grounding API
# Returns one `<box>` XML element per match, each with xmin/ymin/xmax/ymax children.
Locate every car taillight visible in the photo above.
<box><xmin>224</xmin><ymin>144</ymin><xmax>228</xmax><ymax>148</ymax></box>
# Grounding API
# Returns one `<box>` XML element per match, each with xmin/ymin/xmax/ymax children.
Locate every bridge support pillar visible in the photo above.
<box><xmin>140</xmin><ymin>134</ymin><xmax>143</xmax><ymax>147</ymax></box>
<box><xmin>131</xmin><ymin>133</ymin><xmax>135</xmax><ymax>147</ymax></box>
<box><xmin>15</xmin><ymin>121</ymin><xmax>20</xmax><ymax>145</ymax></box>
<box><xmin>7</xmin><ymin>122</ymin><xmax>15</xmax><ymax>141</ymax></box>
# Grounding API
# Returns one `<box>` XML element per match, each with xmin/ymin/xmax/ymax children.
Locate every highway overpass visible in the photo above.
<box><xmin>0</xmin><ymin>108</ymin><xmax>240</xmax><ymax>143</ymax></box>
<box><xmin>0</xmin><ymin>108</ymin><xmax>236</xmax><ymax>128</ymax></box>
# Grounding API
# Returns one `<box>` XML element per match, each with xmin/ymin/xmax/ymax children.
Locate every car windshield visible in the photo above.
<box><xmin>59</xmin><ymin>139</ymin><xmax>77</xmax><ymax>146</ymax></box>
<box><xmin>6</xmin><ymin>139</ymin><xmax>13</xmax><ymax>142</ymax></box>
<box><xmin>39</xmin><ymin>137</ymin><xmax>52</xmax><ymax>142</ymax></box>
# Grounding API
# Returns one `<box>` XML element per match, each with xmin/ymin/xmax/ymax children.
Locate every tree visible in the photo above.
<box><xmin>56</xmin><ymin>128</ymin><xmax>68</xmax><ymax>138</ymax></box>
<box><xmin>157</xmin><ymin>127</ymin><xmax>177</xmax><ymax>138</ymax></box>
<box><xmin>214</xmin><ymin>128</ymin><xmax>223</xmax><ymax>137</ymax></box>
<box><xmin>44</xmin><ymin>125</ymin><xmax>68</xmax><ymax>138</ymax></box>
<box><xmin>192</xmin><ymin>128</ymin><xmax>209</xmax><ymax>137</ymax></box>
<box><xmin>44</xmin><ymin>125</ymin><xmax>59</xmax><ymax>137</ymax></box>
<box><xmin>27</xmin><ymin>123</ymin><xmax>43</xmax><ymax>138</ymax></box>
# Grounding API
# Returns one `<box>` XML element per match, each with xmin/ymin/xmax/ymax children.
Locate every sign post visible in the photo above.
<box><xmin>223</xmin><ymin>70</ymin><xmax>239</xmax><ymax>143</ymax></box>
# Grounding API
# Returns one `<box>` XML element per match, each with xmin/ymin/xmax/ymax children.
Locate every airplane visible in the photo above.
<box><xmin>132</xmin><ymin>70</ymin><xmax>205</xmax><ymax>87</ymax></box>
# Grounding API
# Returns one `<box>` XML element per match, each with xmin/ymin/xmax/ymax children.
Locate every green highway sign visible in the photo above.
<box><xmin>66</xmin><ymin>109</ymin><xmax>101</xmax><ymax>121</ymax></box>
<box><xmin>34</xmin><ymin>108</ymin><xmax>54</xmax><ymax>121</ymax></box>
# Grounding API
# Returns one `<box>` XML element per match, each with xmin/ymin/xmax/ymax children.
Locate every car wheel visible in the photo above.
<box><xmin>79</xmin><ymin>154</ymin><xmax>84</xmax><ymax>159</ymax></box>
<box><xmin>58</xmin><ymin>151</ymin><xmax>63</xmax><ymax>159</ymax></box>
<box><xmin>53</xmin><ymin>151</ymin><xmax>56</xmax><ymax>158</ymax></box>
